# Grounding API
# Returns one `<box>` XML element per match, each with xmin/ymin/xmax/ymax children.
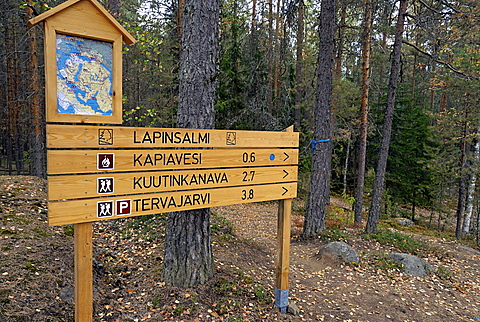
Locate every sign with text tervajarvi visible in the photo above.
<box><xmin>47</xmin><ymin>125</ymin><xmax>299</xmax><ymax>226</ymax></box>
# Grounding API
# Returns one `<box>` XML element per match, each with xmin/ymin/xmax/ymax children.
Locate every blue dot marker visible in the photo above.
<box><xmin>270</xmin><ymin>154</ymin><xmax>275</xmax><ymax>161</ymax></box>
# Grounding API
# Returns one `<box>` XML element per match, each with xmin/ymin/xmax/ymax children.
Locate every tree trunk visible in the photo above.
<box><xmin>354</xmin><ymin>0</ymin><xmax>373</xmax><ymax>226</ymax></box>
<box><xmin>463</xmin><ymin>130</ymin><xmax>480</xmax><ymax>233</ymax></box>
<box><xmin>267</xmin><ymin>0</ymin><xmax>274</xmax><ymax>115</ymax></box>
<box><xmin>455</xmin><ymin>117</ymin><xmax>469</xmax><ymax>239</ymax></box>
<box><xmin>163</xmin><ymin>0</ymin><xmax>219</xmax><ymax>287</ymax></box>
<box><xmin>366</xmin><ymin>0</ymin><xmax>407</xmax><ymax>233</ymax></box>
<box><xmin>302</xmin><ymin>0</ymin><xmax>336</xmax><ymax>238</ymax></box>
<box><xmin>107</xmin><ymin>0</ymin><xmax>121</xmax><ymax>18</ymax></box>
<box><xmin>294</xmin><ymin>0</ymin><xmax>305</xmax><ymax>132</ymax></box>
<box><xmin>335</xmin><ymin>5</ymin><xmax>346</xmax><ymax>79</ymax></box>
<box><xmin>27</xmin><ymin>0</ymin><xmax>45</xmax><ymax>178</ymax></box>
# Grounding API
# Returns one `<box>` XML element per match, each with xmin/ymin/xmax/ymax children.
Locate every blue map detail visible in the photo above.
<box><xmin>56</xmin><ymin>34</ymin><xmax>113</xmax><ymax>115</ymax></box>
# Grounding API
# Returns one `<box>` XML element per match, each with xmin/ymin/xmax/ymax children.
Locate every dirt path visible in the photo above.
<box><xmin>216</xmin><ymin>203</ymin><xmax>480</xmax><ymax>322</ymax></box>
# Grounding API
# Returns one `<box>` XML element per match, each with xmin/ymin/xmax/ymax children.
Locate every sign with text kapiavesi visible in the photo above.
<box><xmin>47</xmin><ymin>149</ymin><xmax>298</xmax><ymax>175</ymax></box>
<box><xmin>48</xmin><ymin>166</ymin><xmax>298</xmax><ymax>201</ymax></box>
<box><xmin>47</xmin><ymin>124</ymin><xmax>299</xmax><ymax>148</ymax></box>
<box><xmin>47</xmin><ymin>183</ymin><xmax>297</xmax><ymax>226</ymax></box>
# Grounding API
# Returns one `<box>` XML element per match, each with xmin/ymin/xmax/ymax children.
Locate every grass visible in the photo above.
<box><xmin>363</xmin><ymin>229</ymin><xmax>431</xmax><ymax>256</ymax></box>
<box><xmin>319</xmin><ymin>228</ymin><xmax>349</xmax><ymax>242</ymax></box>
<box><xmin>364</xmin><ymin>252</ymin><xmax>404</xmax><ymax>271</ymax></box>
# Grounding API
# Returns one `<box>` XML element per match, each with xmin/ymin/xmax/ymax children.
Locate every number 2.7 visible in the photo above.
<box><xmin>242</xmin><ymin>170</ymin><xmax>255</xmax><ymax>182</ymax></box>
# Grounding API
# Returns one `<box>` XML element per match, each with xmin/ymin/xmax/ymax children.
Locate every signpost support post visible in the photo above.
<box><xmin>74</xmin><ymin>222</ymin><xmax>93</xmax><ymax>322</ymax></box>
<box><xmin>275</xmin><ymin>125</ymin><xmax>294</xmax><ymax>313</ymax></box>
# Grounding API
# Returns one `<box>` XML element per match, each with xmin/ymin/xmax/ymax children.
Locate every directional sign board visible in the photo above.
<box><xmin>48</xmin><ymin>166</ymin><xmax>298</xmax><ymax>200</ymax></box>
<box><xmin>47</xmin><ymin>124</ymin><xmax>298</xmax><ymax>148</ymax></box>
<box><xmin>47</xmin><ymin>149</ymin><xmax>298</xmax><ymax>175</ymax></box>
<box><xmin>46</xmin><ymin>125</ymin><xmax>299</xmax><ymax>226</ymax></box>
<box><xmin>48</xmin><ymin>182</ymin><xmax>297</xmax><ymax>226</ymax></box>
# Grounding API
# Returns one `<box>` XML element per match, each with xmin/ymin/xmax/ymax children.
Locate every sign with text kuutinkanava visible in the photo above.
<box><xmin>28</xmin><ymin>0</ymin><xmax>136</xmax><ymax>124</ymax></box>
<box><xmin>47</xmin><ymin>124</ymin><xmax>299</xmax><ymax>226</ymax></box>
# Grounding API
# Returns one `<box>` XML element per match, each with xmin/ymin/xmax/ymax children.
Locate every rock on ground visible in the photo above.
<box><xmin>389</xmin><ymin>252</ymin><xmax>432</xmax><ymax>277</ymax></box>
<box><xmin>317</xmin><ymin>241</ymin><xmax>359</xmax><ymax>263</ymax></box>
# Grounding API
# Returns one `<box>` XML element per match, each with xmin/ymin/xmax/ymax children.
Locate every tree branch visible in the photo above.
<box><xmin>417</xmin><ymin>0</ymin><xmax>454</xmax><ymax>15</ymax></box>
<box><xmin>402</xmin><ymin>40</ymin><xmax>479</xmax><ymax>81</ymax></box>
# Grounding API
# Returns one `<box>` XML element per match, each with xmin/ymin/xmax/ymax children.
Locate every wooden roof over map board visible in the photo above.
<box><xmin>27</xmin><ymin>0</ymin><xmax>136</xmax><ymax>45</ymax></box>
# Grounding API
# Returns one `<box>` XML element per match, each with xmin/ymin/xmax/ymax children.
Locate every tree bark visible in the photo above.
<box><xmin>463</xmin><ymin>129</ymin><xmax>480</xmax><ymax>233</ymax></box>
<box><xmin>302</xmin><ymin>0</ymin><xmax>336</xmax><ymax>238</ymax></box>
<box><xmin>163</xmin><ymin>0</ymin><xmax>219</xmax><ymax>287</ymax></box>
<box><xmin>366</xmin><ymin>0</ymin><xmax>407</xmax><ymax>233</ymax></box>
<box><xmin>107</xmin><ymin>0</ymin><xmax>121</xmax><ymax>19</ymax></box>
<box><xmin>335</xmin><ymin>5</ymin><xmax>346</xmax><ymax>79</ymax></box>
<box><xmin>455</xmin><ymin>116</ymin><xmax>469</xmax><ymax>239</ymax></box>
<box><xmin>294</xmin><ymin>0</ymin><xmax>305</xmax><ymax>132</ymax></box>
<box><xmin>27</xmin><ymin>0</ymin><xmax>45</xmax><ymax>178</ymax></box>
<box><xmin>354</xmin><ymin>0</ymin><xmax>373</xmax><ymax>226</ymax></box>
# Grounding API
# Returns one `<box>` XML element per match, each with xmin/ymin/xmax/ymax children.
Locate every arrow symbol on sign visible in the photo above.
<box><xmin>283</xmin><ymin>152</ymin><xmax>290</xmax><ymax>161</ymax></box>
<box><xmin>282</xmin><ymin>187</ymin><xmax>288</xmax><ymax>196</ymax></box>
<box><xmin>282</xmin><ymin>170</ymin><xmax>289</xmax><ymax>179</ymax></box>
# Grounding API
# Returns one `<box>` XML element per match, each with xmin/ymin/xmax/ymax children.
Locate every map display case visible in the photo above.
<box><xmin>27</xmin><ymin>0</ymin><xmax>136</xmax><ymax>124</ymax></box>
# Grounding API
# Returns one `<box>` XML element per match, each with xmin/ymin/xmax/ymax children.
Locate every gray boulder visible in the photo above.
<box><xmin>318</xmin><ymin>241</ymin><xmax>359</xmax><ymax>263</ymax></box>
<box><xmin>389</xmin><ymin>253</ymin><xmax>432</xmax><ymax>277</ymax></box>
<box><xmin>396</xmin><ymin>218</ymin><xmax>414</xmax><ymax>226</ymax></box>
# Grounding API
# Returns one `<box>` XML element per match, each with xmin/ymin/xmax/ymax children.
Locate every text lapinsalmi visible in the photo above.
<box><xmin>133</xmin><ymin>130</ymin><xmax>210</xmax><ymax>145</ymax></box>
<box><xmin>133</xmin><ymin>152</ymin><xmax>202</xmax><ymax>167</ymax></box>
<box><xmin>134</xmin><ymin>172</ymin><xmax>228</xmax><ymax>189</ymax></box>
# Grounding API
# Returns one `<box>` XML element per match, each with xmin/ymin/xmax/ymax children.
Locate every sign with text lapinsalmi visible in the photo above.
<box><xmin>46</xmin><ymin>124</ymin><xmax>298</xmax><ymax>148</ymax></box>
<box><xmin>46</xmin><ymin>124</ymin><xmax>299</xmax><ymax>226</ymax></box>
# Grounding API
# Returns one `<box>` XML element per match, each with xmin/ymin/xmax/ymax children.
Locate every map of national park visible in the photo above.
<box><xmin>56</xmin><ymin>34</ymin><xmax>113</xmax><ymax>115</ymax></box>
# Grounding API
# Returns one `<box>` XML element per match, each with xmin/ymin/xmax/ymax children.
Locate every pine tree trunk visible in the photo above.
<box><xmin>302</xmin><ymin>0</ymin><xmax>336</xmax><ymax>238</ymax></box>
<box><xmin>27</xmin><ymin>0</ymin><xmax>45</xmax><ymax>178</ymax></box>
<box><xmin>294</xmin><ymin>0</ymin><xmax>305</xmax><ymax>132</ymax></box>
<box><xmin>107</xmin><ymin>0</ymin><xmax>121</xmax><ymax>18</ymax></box>
<box><xmin>366</xmin><ymin>0</ymin><xmax>407</xmax><ymax>233</ymax></box>
<box><xmin>335</xmin><ymin>5</ymin><xmax>346</xmax><ymax>79</ymax></box>
<box><xmin>267</xmin><ymin>0</ymin><xmax>274</xmax><ymax>115</ymax></box>
<box><xmin>163</xmin><ymin>0</ymin><xmax>219</xmax><ymax>287</ymax></box>
<box><xmin>354</xmin><ymin>0</ymin><xmax>373</xmax><ymax>225</ymax></box>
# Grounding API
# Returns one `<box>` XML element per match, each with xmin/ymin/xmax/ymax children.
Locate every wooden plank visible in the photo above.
<box><xmin>74</xmin><ymin>222</ymin><xmax>93</xmax><ymax>322</ymax></box>
<box><xmin>48</xmin><ymin>182</ymin><xmax>297</xmax><ymax>226</ymax></box>
<box><xmin>46</xmin><ymin>124</ymin><xmax>299</xmax><ymax>148</ymax></box>
<box><xmin>47</xmin><ymin>148</ymin><xmax>298</xmax><ymax>175</ymax></box>
<box><xmin>48</xmin><ymin>166</ymin><xmax>298</xmax><ymax>201</ymax></box>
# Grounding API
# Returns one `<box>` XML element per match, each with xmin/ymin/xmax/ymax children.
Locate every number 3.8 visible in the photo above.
<box><xmin>241</xmin><ymin>189</ymin><xmax>254</xmax><ymax>200</ymax></box>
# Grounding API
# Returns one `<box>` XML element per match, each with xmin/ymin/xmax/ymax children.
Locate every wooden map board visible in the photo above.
<box><xmin>28</xmin><ymin>0</ymin><xmax>136</xmax><ymax>124</ymax></box>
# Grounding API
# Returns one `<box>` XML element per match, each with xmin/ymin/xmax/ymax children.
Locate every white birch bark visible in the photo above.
<box><xmin>463</xmin><ymin>130</ymin><xmax>480</xmax><ymax>233</ymax></box>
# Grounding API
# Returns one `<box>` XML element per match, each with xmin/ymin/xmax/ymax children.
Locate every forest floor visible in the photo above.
<box><xmin>0</xmin><ymin>175</ymin><xmax>479</xmax><ymax>322</ymax></box>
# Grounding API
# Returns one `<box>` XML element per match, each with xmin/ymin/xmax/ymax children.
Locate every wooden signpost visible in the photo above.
<box><xmin>46</xmin><ymin>124</ymin><xmax>299</xmax><ymax>319</ymax></box>
<box><xmin>30</xmin><ymin>0</ymin><xmax>299</xmax><ymax>320</ymax></box>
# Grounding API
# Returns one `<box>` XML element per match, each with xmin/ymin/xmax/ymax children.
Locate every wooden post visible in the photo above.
<box><xmin>275</xmin><ymin>125</ymin><xmax>294</xmax><ymax>313</ymax></box>
<box><xmin>74</xmin><ymin>222</ymin><xmax>93</xmax><ymax>322</ymax></box>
